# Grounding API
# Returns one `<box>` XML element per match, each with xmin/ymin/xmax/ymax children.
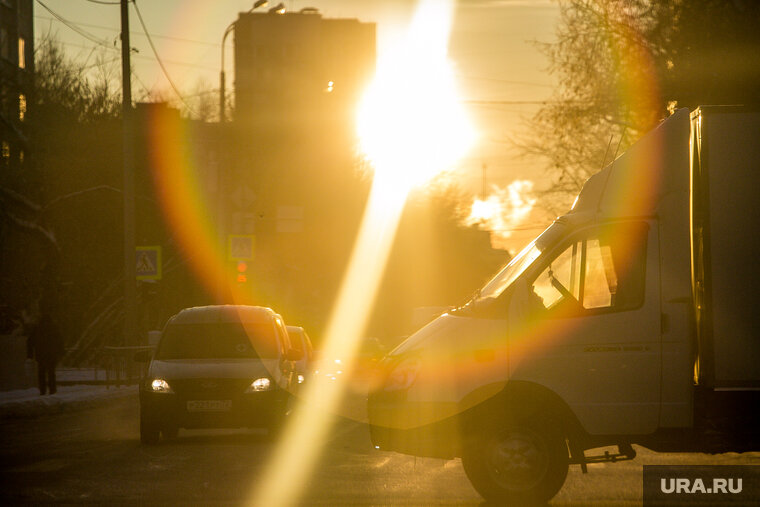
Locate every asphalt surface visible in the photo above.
<box><xmin>1</xmin><ymin>393</ymin><xmax>759</xmax><ymax>505</ymax></box>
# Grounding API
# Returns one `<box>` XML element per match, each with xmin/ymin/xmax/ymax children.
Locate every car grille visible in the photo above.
<box><xmin>169</xmin><ymin>378</ymin><xmax>252</xmax><ymax>398</ymax></box>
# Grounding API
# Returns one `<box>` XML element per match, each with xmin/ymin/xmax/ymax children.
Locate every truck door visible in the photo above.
<box><xmin>509</xmin><ymin>220</ymin><xmax>661</xmax><ymax>435</ymax></box>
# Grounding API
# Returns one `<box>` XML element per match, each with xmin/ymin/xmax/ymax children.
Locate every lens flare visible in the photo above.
<box><xmin>145</xmin><ymin>107</ymin><xmax>260</xmax><ymax>306</ymax></box>
<box><xmin>249</xmin><ymin>1</ymin><xmax>473</xmax><ymax>505</ymax></box>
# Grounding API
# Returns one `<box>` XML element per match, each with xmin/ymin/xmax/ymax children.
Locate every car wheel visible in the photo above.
<box><xmin>140</xmin><ymin>417</ymin><xmax>160</xmax><ymax>445</ymax></box>
<box><xmin>461</xmin><ymin>420</ymin><xmax>568</xmax><ymax>505</ymax></box>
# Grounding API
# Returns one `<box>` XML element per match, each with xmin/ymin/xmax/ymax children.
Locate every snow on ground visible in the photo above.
<box><xmin>0</xmin><ymin>368</ymin><xmax>138</xmax><ymax>419</ymax></box>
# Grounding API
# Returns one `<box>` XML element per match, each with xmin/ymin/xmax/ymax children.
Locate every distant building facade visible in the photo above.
<box><xmin>0</xmin><ymin>0</ymin><xmax>36</xmax><ymax>335</ymax></box>
<box><xmin>0</xmin><ymin>0</ymin><xmax>33</xmax><ymax>177</ymax></box>
<box><xmin>227</xmin><ymin>8</ymin><xmax>376</xmax><ymax>326</ymax></box>
<box><xmin>231</xmin><ymin>8</ymin><xmax>376</xmax><ymax>216</ymax></box>
<box><xmin>234</xmin><ymin>8</ymin><xmax>375</xmax><ymax>130</ymax></box>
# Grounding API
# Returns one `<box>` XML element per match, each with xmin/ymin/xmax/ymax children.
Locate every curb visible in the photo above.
<box><xmin>0</xmin><ymin>385</ymin><xmax>138</xmax><ymax>420</ymax></box>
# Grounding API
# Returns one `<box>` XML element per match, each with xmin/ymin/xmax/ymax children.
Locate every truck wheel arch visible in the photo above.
<box><xmin>460</xmin><ymin>380</ymin><xmax>586</xmax><ymax>446</ymax></box>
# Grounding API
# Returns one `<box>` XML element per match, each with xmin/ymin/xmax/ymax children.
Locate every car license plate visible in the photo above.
<box><xmin>186</xmin><ymin>400</ymin><xmax>232</xmax><ymax>412</ymax></box>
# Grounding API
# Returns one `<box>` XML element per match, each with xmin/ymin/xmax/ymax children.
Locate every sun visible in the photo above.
<box><xmin>356</xmin><ymin>0</ymin><xmax>476</xmax><ymax>192</ymax></box>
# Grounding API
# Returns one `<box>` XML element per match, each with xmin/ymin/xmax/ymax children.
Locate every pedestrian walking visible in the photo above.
<box><xmin>27</xmin><ymin>312</ymin><xmax>64</xmax><ymax>395</ymax></box>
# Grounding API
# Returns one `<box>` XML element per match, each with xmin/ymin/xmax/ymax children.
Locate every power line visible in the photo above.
<box><xmin>35</xmin><ymin>14</ymin><xmax>220</xmax><ymax>48</ymax></box>
<box><xmin>464</xmin><ymin>100</ymin><xmax>554</xmax><ymax>105</ymax></box>
<box><xmin>35</xmin><ymin>0</ymin><xmax>114</xmax><ymax>49</ymax></box>
<box><xmin>131</xmin><ymin>69</ymin><xmax>152</xmax><ymax>97</ymax></box>
<box><xmin>458</xmin><ymin>75</ymin><xmax>554</xmax><ymax>88</ymax></box>
<box><xmin>84</xmin><ymin>0</ymin><xmax>121</xmax><ymax>4</ymax></box>
<box><xmin>82</xmin><ymin>55</ymin><xmax>120</xmax><ymax>70</ymax></box>
<box><xmin>131</xmin><ymin>0</ymin><xmax>196</xmax><ymax>115</ymax></box>
<box><xmin>34</xmin><ymin>4</ymin><xmax>195</xmax><ymax>109</ymax></box>
<box><xmin>33</xmin><ymin>37</ymin><xmax>218</xmax><ymax>72</ymax></box>
<box><xmin>132</xmin><ymin>57</ymin><xmax>216</xmax><ymax>72</ymax></box>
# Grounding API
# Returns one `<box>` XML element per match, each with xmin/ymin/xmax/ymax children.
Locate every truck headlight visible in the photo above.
<box><xmin>149</xmin><ymin>378</ymin><xmax>173</xmax><ymax>393</ymax></box>
<box><xmin>245</xmin><ymin>377</ymin><xmax>272</xmax><ymax>392</ymax></box>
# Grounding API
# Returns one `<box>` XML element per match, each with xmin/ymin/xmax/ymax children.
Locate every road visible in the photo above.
<box><xmin>1</xmin><ymin>394</ymin><xmax>759</xmax><ymax>505</ymax></box>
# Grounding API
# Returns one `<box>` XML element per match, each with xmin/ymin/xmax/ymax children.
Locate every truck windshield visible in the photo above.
<box><xmin>476</xmin><ymin>222</ymin><xmax>566</xmax><ymax>302</ymax></box>
<box><xmin>155</xmin><ymin>322</ymin><xmax>279</xmax><ymax>360</ymax></box>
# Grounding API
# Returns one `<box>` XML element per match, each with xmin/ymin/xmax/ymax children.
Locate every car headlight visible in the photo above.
<box><xmin>148</xmin><ymin>378</ymin><xmax>173</xmax><ymax>393</ymax></box>
<box><xmin>383</xmin><ymin>357</ymin><xmax>420</xmax><ymax>392</ymax></box>
<box><xmin>245</xmin><ymin>377</ymin><xmax>272</xmax><ymax>392</ymax></box>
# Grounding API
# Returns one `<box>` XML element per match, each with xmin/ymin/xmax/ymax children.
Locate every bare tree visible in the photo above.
<box><xmin>0</xmin><ymin>35</ymin><xmax>122</xmax><ymax>338</ymax></box>
<box><xmin>524</xmin><ymin>0</ymin><xmax>760</xmax><ymax>210</ymax></box>
<box><xmin>522</xmin><ymin>0</ymin><xmax>673</xmax><ymax>210</ymax></box>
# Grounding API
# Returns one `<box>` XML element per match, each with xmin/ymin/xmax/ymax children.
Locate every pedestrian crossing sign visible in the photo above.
<box><xmin>136</xmin><ymin>246</ymin><xmax>162</xmax><ymax>280</ymax></box>
<box><xmin>228</xmin><ymin>235</ymin><xmax>255</xmax><ymax>261</ymax></box>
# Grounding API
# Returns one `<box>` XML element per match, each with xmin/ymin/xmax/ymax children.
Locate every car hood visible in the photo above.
<box><xmin>149</xmin><ymin>358</ymin><xmax>281</xmax><ymax>380</ymax></box>
<box><xmin>389</xmin><ymin>313</ymin><xmax>505</xmax><ymax>357</ymax></box>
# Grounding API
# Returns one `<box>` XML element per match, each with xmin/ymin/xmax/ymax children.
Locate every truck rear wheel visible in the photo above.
<box><xmin>461</xmin><ymin>420</ymin><xmax>568</xmax><ymax>505</ymax></box>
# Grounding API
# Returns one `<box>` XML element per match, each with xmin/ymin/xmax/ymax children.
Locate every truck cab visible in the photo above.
<box><xmin>368</xmin><ymin>106</ymin><xmax>760</xmax><ymax>505</ymax></box>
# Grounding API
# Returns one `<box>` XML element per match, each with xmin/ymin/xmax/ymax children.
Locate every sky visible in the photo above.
<box><xmin>34</xmin><ymin>0</ymin><xmax>560</xmax><ymax>250</ymax></box>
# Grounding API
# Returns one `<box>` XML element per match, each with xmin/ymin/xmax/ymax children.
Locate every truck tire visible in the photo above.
<box><xmin>461</xmin><ymin>420</ymin><xmax>568</xmax><ymax>505</ymax></box>
<box><xmin>140</xmin><ymin>417</ymin><xmax>160</xmax><ymax>445</ymax></box>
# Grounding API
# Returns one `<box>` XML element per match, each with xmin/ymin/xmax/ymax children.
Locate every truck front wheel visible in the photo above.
<box><xmin>461</xmin><ymin>421</ymin><xmax>568</xmax><ymax>505</ymax></box>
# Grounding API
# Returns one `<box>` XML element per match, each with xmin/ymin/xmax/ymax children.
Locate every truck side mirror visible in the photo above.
<box><xmin>285</xmin><ymin>348</ymin><xmax>303</xmax><ymax>362</ymax></box>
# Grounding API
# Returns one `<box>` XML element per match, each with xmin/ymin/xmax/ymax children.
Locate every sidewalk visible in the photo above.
<box><xmin>0</xmin><ymin>368</ymin><xmax>138</xmax><ymax>419</ymax></box>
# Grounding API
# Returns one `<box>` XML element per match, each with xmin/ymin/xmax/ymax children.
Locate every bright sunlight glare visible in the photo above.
<box><xmin>469</xmin><ymin>197</ymin><xmax>500</xmax><ymax>222</ymax></box>
<box><xmin>249</xmin><ymin>2</ymin><xmax>473</xmax><ymax>505</ymax></box>
<box><xmin>357</xmin><ymin>1</ymin><xmax>476</xmax><ymax>190</ymax></box>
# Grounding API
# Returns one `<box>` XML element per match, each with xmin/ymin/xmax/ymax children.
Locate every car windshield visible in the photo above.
<box><xmin>155</xmin><ymin>321</ymin><xmax>279</xmax><ymax>360</ymax></box>
<box><xmin>476</xmin><ymin>222</ymin><xmax>566</xmax><ymax>302</ymax></box>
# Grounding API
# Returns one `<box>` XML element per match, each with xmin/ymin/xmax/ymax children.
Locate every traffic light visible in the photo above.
<box><xmin>236</xmin><ymin>261</ymin><xmax>248</xmax><ymax>283</ymax></box>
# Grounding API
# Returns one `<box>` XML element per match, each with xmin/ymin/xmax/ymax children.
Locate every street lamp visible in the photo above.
<box><xmin>219</xmin><ymin>0</ymin><xmax>268</xmax><ymax>123</ymax></box>
<box><xmin>268</xmin><ymin>3</ymin><xmax>286</xmax><ymax>14</ymax></box>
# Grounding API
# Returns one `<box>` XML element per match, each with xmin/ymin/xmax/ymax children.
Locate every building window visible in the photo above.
<box><xmin>1</xmin><ymin>141</ymin><xmax>10</xmax><ymax>165</ymax></box>
<box><xmin>19</xmin><ymin>149</ymin><xmax>24</xmax><ymax>165</ymax></box>
<box><xmin>18</xmin><ymin>37</ymin><xmax>25</xmax><ymax>69</ymax></box>
<box><xmin>18</xmin><ymin>94</ymin><xmax>26</xmax><ymax>121</ymax></box>
<box><xmin>0</xmin><ymin>84</ymin><xmax>7</xmax><ymax>115</ymax></box>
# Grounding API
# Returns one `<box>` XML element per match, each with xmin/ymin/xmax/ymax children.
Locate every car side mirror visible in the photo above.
<box><xmin>285</xmin><ymin>348</ymin><xmax>303</xmax><ymax>362</ymax></box>
<box><xmin>134</xmin><ymin>349</ymin><xmax>153</xmax><ymax>363</ymax></box>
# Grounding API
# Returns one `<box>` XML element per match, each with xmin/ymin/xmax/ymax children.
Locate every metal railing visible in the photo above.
<box><xmin>100</xmin><ymin>346</ymin><xmax>153</xmax><ymax>388</ymax></box>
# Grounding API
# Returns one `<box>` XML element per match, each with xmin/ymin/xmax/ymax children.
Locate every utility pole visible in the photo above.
<box><xmin>219</xmin><ymin>73</ymin><xmax>226</xmax><ymax>123</ymax></box>
<box><xmin>121</xmin><ymin>0</ymin><xmax>136</xmax><ymax>345</ymax></box>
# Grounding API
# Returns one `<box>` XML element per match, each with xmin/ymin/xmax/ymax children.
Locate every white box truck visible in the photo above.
<box><xmin>368</xmin><ymin>106</ymin><xmax>760</xmax><ymax>504</ymax></box>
